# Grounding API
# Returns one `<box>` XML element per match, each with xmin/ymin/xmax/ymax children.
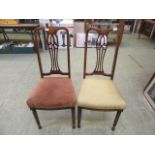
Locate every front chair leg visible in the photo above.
<box><xmin>112</xmin><ymin>110</ymin><xmax>122</xmax><ymax>131</ymax></box>
<box><xmin>71</xmin><ymin>107</ymin><xmax>75</xmax><ymax>129</ymax></box>
<box><xmin>31</xmin><ymin>108</ymin><xmax>42</xmax><ymax>129</ymax></box>
<box><xmin>78</xmin><ymin>107</ymin><xmax>82</xmax><ymax>128</ymax></box>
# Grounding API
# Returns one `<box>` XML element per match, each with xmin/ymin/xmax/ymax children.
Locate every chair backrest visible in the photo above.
<box><xmin>34</xmin><ymin>27</ymin><xmax>71</xmax><ymax>78</ymax></box>
<box><xmin>83</xmin><ymin>20</ymin><xmax>125</xmax><ymax>80</ymax></box>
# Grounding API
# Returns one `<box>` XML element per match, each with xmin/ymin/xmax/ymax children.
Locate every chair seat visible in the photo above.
<box><xmin>77</xmin><ymin>78</ymin><xmax>126</xmax><ymax>110</ymax></box>
<box><xmin>27</xmin><ymin>77</ymin><xmax>76</xmax><ymax>109</ymax></box>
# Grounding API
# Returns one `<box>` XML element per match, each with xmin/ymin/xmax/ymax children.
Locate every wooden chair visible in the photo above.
<box><xmin>26</xmin><ymin>27</ymin><xmax>76</xmax><ymax>129</ymax></box>
<box><xmin>77</xmin><ymin>20</ymin><xmax>126</xmax><ymax>130</ymax></box>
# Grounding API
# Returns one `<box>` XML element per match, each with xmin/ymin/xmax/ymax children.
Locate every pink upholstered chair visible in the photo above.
<box><xmin>77</xmin><ymin>20</ymin><xmax>126</xmax><ymax>130</ymax></box>
<box><xmin>26</xmin><ymin>27</ymin><xmax>76</xmax><ymax>129</ymax></box>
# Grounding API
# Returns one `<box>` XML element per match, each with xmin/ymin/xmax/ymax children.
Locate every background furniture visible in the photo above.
<box><xmin>0</xmin><ymin>23</ymin><xmax>39</xmax><ymax>43</ymax></box>
<box><xmin>144</xmin><ymin>72</ymin><xmax>155</xmax><ymax>111</ymax></box>
<box><xmin>26</xmin><ymin>27</ymin><xmax>76</xmax><ymax>129</ymax></box>
<box><xmin>0</xmin><ymin>28</ymin><xmax>9</xmax><ymax>43</ymax></box>
<box><xmin>138</xmin><ymin>19</ymin><xmax>155</xmax><ymax>39</ymax></box>
<box><xmin>77</xmin><ymin>20</ymin><xmax>126</xmax><ymax>130</ymax></box>
<box><xmin>0</xmin><ymin>23</ymin><xmax>39</xmax><ymax>53</ymax></box>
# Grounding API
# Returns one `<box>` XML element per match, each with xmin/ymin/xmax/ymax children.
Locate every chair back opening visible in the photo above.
<box><xmin>83</xmin><ymin>20</ymin><xmax>125</xmax><ymax>80</ymax></box>
<box><xmin>34</xmin><ymin>27</ymin><xmax>71</xmax><ymax>78</ymax></box>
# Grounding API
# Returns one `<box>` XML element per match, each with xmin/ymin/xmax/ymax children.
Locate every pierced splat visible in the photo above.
<box><xmin>93</xmin><ymin>34</ymin><xmax>108</xmax><ymax>75</ymax></box>
<box><xmin>42</xmin><ymin>28</ymin><xmax>70</xmax><ymax>76</ymax></box>
<box><xmin>84</xmin><ymin>28</ymin><xmax>113</xmax><ymax>78</ymax></box>
<box><xmin>34</xmin><ymin>27</ymin><xmax>71</xmax><ymax>78</ymax></box>
<box><xmin>47</xmin><ymin>32</ymin><xmax>62</xmax><ymax>74</ymax></box>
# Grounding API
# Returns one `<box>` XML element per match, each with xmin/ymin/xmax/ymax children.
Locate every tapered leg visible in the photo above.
<box><xmin>31</xmin><ymin>108</ymin><xmax>42</xmax><ymax>129</ymax></box>
<box><xmin>71</xmin><ymin>108</ymin><xmax>75</xmax><ymax>129</ymax></box>
<box><xmin>112</xmin><ymin>110</ymin><xmax>122</xmax><ymax>131</ymax></box>
<box><xmin>78</xmin><ymin>107</ymin><xmax>82</xmax><ymax>128</ymax></box>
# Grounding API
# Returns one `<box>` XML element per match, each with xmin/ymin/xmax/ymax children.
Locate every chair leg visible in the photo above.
<box><xmin>31</xmin><ymin>108</ymin><xmax>42</xmax><ymax>129</ymax></box>
<box><xmin>112</xmin><ymin>110</ymin><xmax>122</xmax><ymax>131</ymax></box>
<box><xmin>71</xmin><ymin>108</ymin><xmax>75</xmax><ymax>129</ymax></box>
<box><xmin>78</xmin><ymin>107</ymin><xmax>82</xmax><ymax>128</ymax></box>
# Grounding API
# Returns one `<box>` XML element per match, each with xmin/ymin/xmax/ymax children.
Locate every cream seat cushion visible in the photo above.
<box><xmin>77</xmin><ymin>78</ymin><xmax>126</xmax><ymax>110</ymax></box>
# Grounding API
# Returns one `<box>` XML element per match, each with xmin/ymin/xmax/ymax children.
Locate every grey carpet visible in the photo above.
<box><xmin>0</xmin><ymin>33</ymin><xmax>155</xmax><ymax>134</ymax></box>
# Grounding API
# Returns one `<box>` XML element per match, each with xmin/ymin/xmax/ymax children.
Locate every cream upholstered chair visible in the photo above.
<box><xmin>77</xmin><ymin>20</ymin><xmax>126</xmax><ymax>130</ymax></box>
<box><xmin>26</xmin><ymin>27</ymin><xmax>76</xmax><ymax>129</ymax></box>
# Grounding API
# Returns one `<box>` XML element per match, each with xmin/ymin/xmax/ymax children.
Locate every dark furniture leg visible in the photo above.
<box><xmin>78</xmin><ymin>107</ymin><xmax>82</xmax><ymax>128</ymax></box>
<box><xmin>31</xmin><ymin>108</ymin><xmax>42</xmax><ymax>129</ymax></box>
<box><xmin>112</xmin><ymin>110</ymin><xmax>122</xmax><ymax>131</ymax></box>
<box><xmin>71</xmin><ymin>108</ymin><xmax>75</xmax><ymax>129</ymax></box>
<box><xmin>1</xmin><ymin>29</ymin><xmax>9</xmax><ymax>42</ymax></box>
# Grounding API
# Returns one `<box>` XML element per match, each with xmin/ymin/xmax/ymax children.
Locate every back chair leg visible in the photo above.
<box><xmin>31</xmin><ymin>108</ymin><xmax>42</xmax><ymax>129</ymax></box>
<box><xmin>71</xmin><ymin>107</ymin><xmax>75</xmax><ymax>129</ymax></box>
<box><xmin>78</xmin><ymin>107</ymin><xmax>82</xmax><ymax>128</ymax></box>
<box><xmin>112</xmin><ymin>110</ymin><xmax>122</xmax><ymax>131</ymax></box>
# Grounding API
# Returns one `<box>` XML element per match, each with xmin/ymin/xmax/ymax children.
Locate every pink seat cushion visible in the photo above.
<box><xmin>27</xmin><ymin>77</ymin><xmax>76</xmax><ymax>109</ymax></box>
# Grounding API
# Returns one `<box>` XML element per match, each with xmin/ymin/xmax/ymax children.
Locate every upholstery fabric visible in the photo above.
<box><xmin>27</xmin><ymin>77</ymin><xmax>76</xmax><ymax>109</ymax></box>
<box><xmin>77</xmin><ymin>78</ymin><xmax>126</xmax><ymax>110</ymax></box>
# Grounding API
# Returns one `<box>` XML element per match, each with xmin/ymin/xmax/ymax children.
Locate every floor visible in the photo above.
<box><xmin>0</xmin><ymin>33</ymin><xmax>155</xmax><ymax>135</ymax></box>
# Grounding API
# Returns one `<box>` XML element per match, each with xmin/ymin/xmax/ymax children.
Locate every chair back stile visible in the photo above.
<box><xmin>34</xmin><ymin>27</ymin><xmax>44</xmax><ymax>78</ymax></box>
<box><xmin>111</xmin><ymin>20</ymin><xmax>125</xmax><ymax>80</ymax></box>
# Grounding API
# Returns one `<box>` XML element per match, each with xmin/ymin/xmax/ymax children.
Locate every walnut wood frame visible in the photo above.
<box><xmin>29</xmin><ymin>27</ymin><xmax>75</xmax><ymax>129</ymax></box>
<box><xmin>144</xmin><ymin>72</ymin><xmax>155</xmax><ymax>92</ymax></box>
<box><xmin>78</xmin><ymin>20</ymin><xmax>125</xmax><ymax>131</ymax></box>
<box><xmin>143</xmin><ymin>72</ymin><xmax>155</xmax><ymax>111</ymax></box>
